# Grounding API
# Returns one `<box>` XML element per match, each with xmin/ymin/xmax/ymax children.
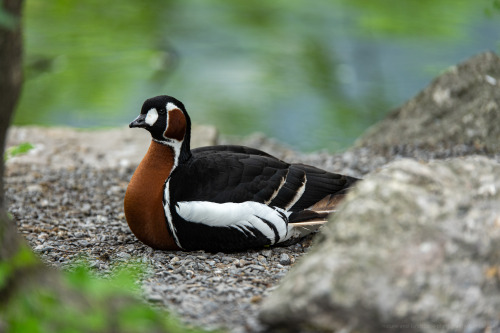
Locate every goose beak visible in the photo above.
<box><xmin>129</xmin><ymin>114</ymin><xmax>147</xmax><ymax>128</ymax></box>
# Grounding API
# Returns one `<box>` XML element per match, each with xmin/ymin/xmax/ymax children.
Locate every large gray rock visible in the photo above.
<box><xmin>355</xmin><ymin>51</ymin><xmax>500</xmax><ymax>154</ymax></box>
<box><xmin>259</xmin><ymin>156</ymin><xmax>500</xmax><ymax>332</ymax></box>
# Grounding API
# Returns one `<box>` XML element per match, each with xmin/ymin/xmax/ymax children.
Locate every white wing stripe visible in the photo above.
<box><xmin>284</xmin><ymin>174</ymin><xmax>307</xmax><ymax>210</ymax></box>
<box><xmin>265</xmin><ymin>171</ymin><xmax>287</xmax><ymax>205</ymax></box>
<box><xmin>175</xmin><ymin>201</ymin><xmax>289</xmax><ymax>243</ymax></box>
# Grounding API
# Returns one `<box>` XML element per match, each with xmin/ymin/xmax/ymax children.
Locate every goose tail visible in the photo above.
<box><xmin>283</xmin><ymin>193</ymin><xmax>347</xmax><ymax>243</ymax></box>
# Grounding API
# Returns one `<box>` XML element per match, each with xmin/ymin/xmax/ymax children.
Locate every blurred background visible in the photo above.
<box><xmin>14</xmin><ymin>0</ymin><xmax>500</xmax><ymax>152</ymax></box>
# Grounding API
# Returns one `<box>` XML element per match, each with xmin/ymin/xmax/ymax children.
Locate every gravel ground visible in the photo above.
<box><xmin>6</xmin><ymin>127</ymin><xmax>499</xmax><ymax>332</ymax></box>
<box><xmin>5</xmin><ymin>134</ymin><xmax>359</xmax><ymax>333</ymax></box>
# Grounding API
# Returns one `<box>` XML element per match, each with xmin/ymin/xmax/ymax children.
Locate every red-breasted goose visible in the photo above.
<box><xmin>124</xmin><ymin>95</ymin><xmax>358</xmax><ymax>252</ymax></box>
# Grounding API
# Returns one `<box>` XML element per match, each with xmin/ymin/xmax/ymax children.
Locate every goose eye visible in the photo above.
<box><xmin>158</xmin><ymin>109</ymin><xmax>166</xmax><ymax>115</ymax></box>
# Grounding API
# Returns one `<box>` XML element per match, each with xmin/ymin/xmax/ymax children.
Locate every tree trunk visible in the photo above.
<box><xmin>0</xmin><ymin>4</ymin><xmax>186</xmax><ymax>332</ymax></box>
<box><xmin>0</xmin><ymin>0</ymin><xmax>24</xmax><ymax>258</ymax></box>
<box><xmin>0</xmin><ymin>0</ymin><xmax>44</xmax><ymax>308</ymax></box>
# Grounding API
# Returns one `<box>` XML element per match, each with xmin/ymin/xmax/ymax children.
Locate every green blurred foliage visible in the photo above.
<box><xmin>346</xmin><ymin>0</ymin><xmax>472</xmax><ymax>38</ymax></box>
<box><xmin>0</xmin><ymin>244</ymin><xmax>38</xmax><ymax>290</ymax></box>
<box><xmin>4</xmin><ymin>142</ymin><xmax>34</xmax><ymax>161</ymax></box>
<box><xmin>1</xmin><ymin>251</ymin><xmax>211</xmax><ymax>333</ymax></box>
<box><xmin>17</xmin><ymin>0</ymin><xmax>170</xmax><ymax>127</ymax></box>
<box><xmin>485</xmin><ymin>0</ymin><xmax>500</xmax><ymax>16</ymax></box>
<box><xmin>14</xmin><ymin>0</ymin><xmax>500</xmax><ymax>151</ymax></box>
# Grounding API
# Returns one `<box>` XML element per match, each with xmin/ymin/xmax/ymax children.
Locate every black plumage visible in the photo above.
<box><xmin>169</xmin><ymin>145</ymin><xmax>354</xmax><ymax>212</ymax></box>
<box><xmin>165</xmin><ymin>145</ymin><xmax>357</xmax><ymax>251</ymax></box>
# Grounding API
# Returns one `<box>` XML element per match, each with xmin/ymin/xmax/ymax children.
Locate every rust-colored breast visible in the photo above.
<box><xmin>124</xmin><ymin>141</ymin><xmax>180</xmax><ymax>250</ymax></box>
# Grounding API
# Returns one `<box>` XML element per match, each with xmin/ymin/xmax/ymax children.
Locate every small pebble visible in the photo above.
<box><xmin>33</xmin><ymin>244</ymin><xmax>51</xmax><ymax>252</ymax></box>
<box><xmin>279</xmin><ymin>253</ymin><xmax>291</xmax><ymax>266</ymax></box>
<box><xmin>250</xmin><ymin>295</ymin><xmax>263</xmax><ymax>303</ymax></box>
<box><xmin>261</xmin><ymin>249</ymin><xmax>272</xmax><ymax>257</ymax></box>
<box><xmin>116</xmin><ymin>252</ymin><xmax>131</xmax><ymax>260</ymax></box>
<box><xmin>235</xmin><ymin>259</ymin><xmax>246</xmax><ymax>267</ymax></box>
<box><xmin>147</xmin><ymin>294</ymin><xmax>164</xmax><ymax>303</ymax></box>
<box><xmin>170</xmin><ymin>256</ymin><xmax>180</xmax><ymax>264</ymax></box>
<box><xmin>82</xmin><ymin>203</ymin><xmax>91</xmax><ymax>214</ymax></box>
<box><xmin>246</xmin><ymin>265</ymin><xmax>265</xmax><ymax>272</ymax></box>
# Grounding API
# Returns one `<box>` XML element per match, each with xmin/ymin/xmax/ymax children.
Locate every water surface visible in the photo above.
<box><xmin>16</xmin><ymin>1</ymin><xmax>500</xmax><ymax>151</ymax></box>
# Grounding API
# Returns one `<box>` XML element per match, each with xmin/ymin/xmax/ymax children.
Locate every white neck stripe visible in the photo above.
<box><xmin>166</xmin><ymin>102</ymin><xmax>179</xmax><ymax>112</ymax></box>
<box><xmin>152</xmin><ymin>138</ymin><xmax>183</xmax><ymax>170</ymax></box>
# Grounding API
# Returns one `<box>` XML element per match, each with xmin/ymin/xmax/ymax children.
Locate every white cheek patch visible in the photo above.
<box><xmin>145</xmin><ymin>108</ymin><xmax>159</xmax><ymax>126</ymax></box>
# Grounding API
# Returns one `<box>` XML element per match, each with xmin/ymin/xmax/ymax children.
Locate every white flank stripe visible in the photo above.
<box><xmin>176</xmin><ymin>201</ymin><xmax>289</xmax><ymax>243</ymax></box>
<box><xmin>284</xmin><ymin>175</ymin><xmax>307</xmax><ymax>210</ymax></box>
<box><xmin>163</xmin><ymin>180</ymin><xmax>182</xmax><ymax>248</ymax></box>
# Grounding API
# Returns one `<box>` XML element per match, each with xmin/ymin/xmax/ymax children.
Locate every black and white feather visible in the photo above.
<box><xmin>164</xmin><ymin>145</ymin><xmax>357</xmax><ymax>252</ymax></box>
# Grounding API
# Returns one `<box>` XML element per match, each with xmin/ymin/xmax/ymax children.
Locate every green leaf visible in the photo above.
<box><xmin>4</xmin><ymin>142</ymin><xmax>34</xmax><ymax>161</ymax></box>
